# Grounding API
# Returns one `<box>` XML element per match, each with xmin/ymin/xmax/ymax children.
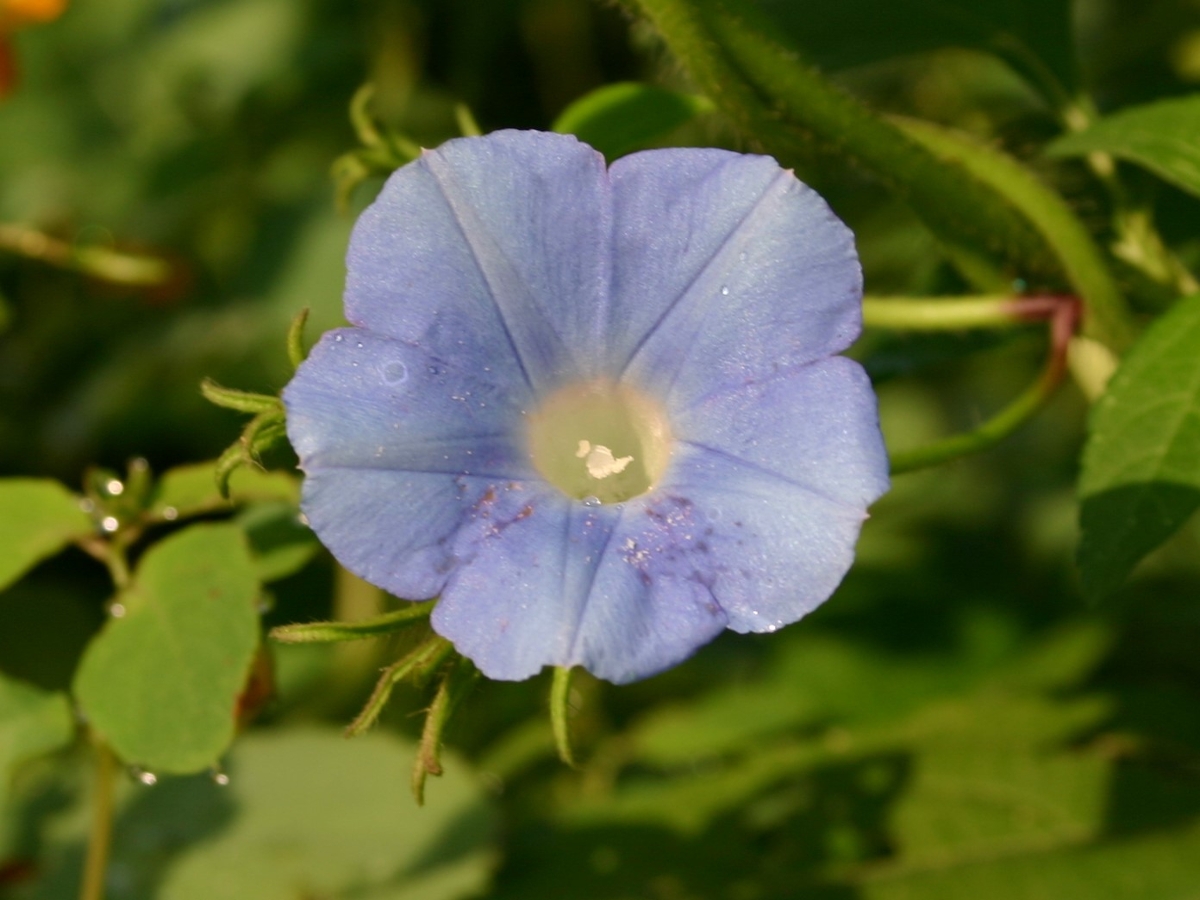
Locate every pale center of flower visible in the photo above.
<box><xmin>527</xmin><ymin>381</ymin><xmax>673</xmax><ymax>504</ymax></box>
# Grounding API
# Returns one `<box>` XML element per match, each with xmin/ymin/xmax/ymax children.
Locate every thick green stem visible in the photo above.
<box><xmin>79</xmin><ymin>741</ymin><xmax>117</xmax><ymax>900</ymax></box>
<box><xmin>862</xmin><ymin>295</ymin><xmax>1061</xmax><ymax>331</ymax></box>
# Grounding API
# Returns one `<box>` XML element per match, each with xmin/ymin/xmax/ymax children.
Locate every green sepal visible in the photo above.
<box><xmin>271</xmin><ymin>600</ymin><xmax>437</xmax><ymax>644</ymax></box>
<box><xmin>201</xmin><ymin>379</ymin><xmax>282</xmax><ymax>415</ymax></box>
<box><xmin>213</xmin><ymin>408</ymin><xmax>290</xmax><ymax>499</ymax></box>
<box><xmin>550</xmin><ymin>666</ymin><xmax>577</xmax><ymax>767</ymax></box>
<box><xmin>333</xmin><ymin>83</ymin><xmax>421</xmax><ymax>211</ymax></box>
<box><xmin>345</xmin><ymin>634</ymin><xmax>454</xmax><ymax>739</ymax></box>
<box><xmin>286</xmin><ymin>307</ymin><xmax>310</xmax><ymax>370</ymax></box>
<box><xmin>413</xmin><ymin>656</ymin><xmax>479</xmax><ymax>805</ymax></box>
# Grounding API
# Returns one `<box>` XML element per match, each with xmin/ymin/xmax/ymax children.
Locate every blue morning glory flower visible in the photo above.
<box><xmin>283</xmin><ymin>130</ymin><xmax>888</xmax><ymax>684</ymax></box>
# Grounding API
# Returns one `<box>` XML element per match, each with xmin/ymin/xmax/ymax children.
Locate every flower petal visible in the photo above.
<box><xmin>298</xmin><ymin>469</ymin><xmax>492</xmax><ymax>599</ymax></box>
<box><xmin>432</xmin><ymin>487</ymin><xmax>728</xmax><ymax>683</ymax></box>
<box><xmin>635</xmin><ymin>464</ymin><xmax>869</xmax><ymax>634</ymax></box>
<box><xmin>345</xmin><ymin>130</ymin><xmax>611</xmax><ymax>393</ymax></box>
<box><xmin>607</xmin><ymin>148</ymin><xmax>862</xmax><ymax>406</ymax></box>
<box><xmin>673</xmin><ymin>356</ymin><xmax>890</xmax><ymax>510</ymax></box>
<box><xmin>284</xmin><ymin>327</ymin><xmax>531</xmax><ymax>479</ymax></box>
<box><xmin>284</xmin><ymin>327</ymin><xmax>537</xmax><ymax>599</ymax></box>
<box><xmin>656</xmin><ymin>357</ymin><xmax>889</xmax><ymax>631</ymax></box>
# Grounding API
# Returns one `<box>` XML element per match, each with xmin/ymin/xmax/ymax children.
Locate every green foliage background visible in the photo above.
<box><xmin>2</xmin><ymin>0</ymin><xmax>1200</xmax><ymax>897</ymax></box>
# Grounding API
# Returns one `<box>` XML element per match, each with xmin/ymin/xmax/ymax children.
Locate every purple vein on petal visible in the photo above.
<box><xmin>421</xmin><ymin>151</ymin><xmax>574</xmax><ymax>395</ymax></box>
<box><xmin>311</xmin><ymin>462</ymin><xmax>531</xmax><ymax>479</ymax></box>
<box><xmin>616</xmin><ymin>169</ymin><xmax>793</xmax><ymax>385</ymax></box>
<box><xmin>565</xmin><ymin>504</ymin><xmax>623</xmax><ymax>665</ymax></box>
<box><xmin>674</xmin><ymin>439</ymin><xmax>869</xmax><ymax>514</ymax></box>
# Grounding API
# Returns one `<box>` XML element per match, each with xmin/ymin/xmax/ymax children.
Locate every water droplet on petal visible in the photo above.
<box><xmin>383</xmin><ymin>362</ymin><xmax>408</xmax><ymax>384</ymax></box>
<box><xmin>356</xmin><ymin>342</ymin><xmax>364</xmax><ymax>349</ymax></box>
<box><xmin>582</xmin><ymin>496</ymin><xmax>601</xmax><ymax>508</ymax></box>
<box><xmin>720</xmin><ymin>285</ymin><xmax>730</xmax><ymax>296</ymax></box>
<box><xmin>334</xmin><ymin>334</ymin><xmax>344</xmax><ymax>342</ymax></box>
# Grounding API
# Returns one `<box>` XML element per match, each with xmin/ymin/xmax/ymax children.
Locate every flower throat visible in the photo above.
<box><xmin>527</xmin><ymin>381</ymin><xmax>673</xmax><ymax>504</ymax></box>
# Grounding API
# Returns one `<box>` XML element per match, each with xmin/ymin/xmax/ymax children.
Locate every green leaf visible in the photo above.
<box><xmin>148</xmin><ymin>461</ymin><xmax>298</xmax><ymax>521</ymax></box>
<box><xmin>552</xmin><ymin>82</ymin><xmax>714</xmax><ymax>159</ymax></box>
<box><xmin>0</xmin><ymin>479</ymin><xmax>95</xmax><ymax>592</ymax></box>
<box><xmin>73</xmin><ymin>523</ymin><xmax>261</xmax><ymax>773</ymax></box>
<box><xmin>1078</xmin><ymin>293</ymin><xmax>1200</xmax><ymax>597</ymax></box>
<box><xmin>0</xmin><ymin>674</ymin><xmax>74</xmax><ymax>813</ymax></box>
<box><xmin>501</xmin><ymin>624</ymin><xmax>1160</xmax><ymax>899</ymax></box>
<box><xmin>1048</xmin><ymin>95</ymin><xmax>1200</xmax><ymax>200</ymax></box>
<box><xmin>157</xmin><ymin>728</ymin><xmax>495</xmax><ymax>900</ymax></box>
<box><xmin>7</xmin><ymin>727</ymin><xmax>496</xmax><ymax>900</ymax></box>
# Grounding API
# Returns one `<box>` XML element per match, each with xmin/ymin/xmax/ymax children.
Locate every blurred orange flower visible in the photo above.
<box><xmin>0</xmin><ymin>0</ymin><xmax>67</xmax><ymax>29</ymax></box>
<box><xmin>0</xmin><ymin>0</ymin><xmax>67</xmax><ymax>97</ymax></box>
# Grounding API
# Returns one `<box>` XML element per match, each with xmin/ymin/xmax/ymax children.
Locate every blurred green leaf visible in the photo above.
<box><xmin>857</xmin><ymin>825</ymin><xmax>1200</xmax><ymax>899</ymax></box>
<box><xmin>236</xmin><ymin>500</ymin><xmax>319</xmax><ymax>583</ymax></box>
<box><xmin>1047</xmin><ymin>95</ymin><xmax>1200</xmax><ymax>200</ymax></box>
<box><xmin>496</xmin><ymin>624</ymin><xmax>1167</xmax><ymax>899</ymax></box>
<box><xmin>9</xmin><ymin>727</ymin><xmax>495</xmax><ymax>900</ymax></box>
<box><xmin>73</xmin><ymin>524</ymin><xmax>260</xmax><ymax>773</ymax></box>
<box><xmin>0</xmin><ymin>674</ymin><xmax>73</xmax><ymax>814</ymax></box>
<box><xmin>148</xmin><ymin>462</ymin><xmax>298</xmax><ymax>522</ymax></box>
<box><xmin>0</xmin><ymin>479</ymin><xmax>94</xmax><ymax>592</ymax></box>
<box><xmin>1078</xmin><ymin>293</ymin><xmax>1200</xmax><ymax>597</ymax></box>
<box><xmin>157</xmin><ymin>728</ymin><xmax>495</xmax><ymax>900</ymax></box>
<box><xmin>552</xmin><ymin>82</ymin><xmax>714</xmax><ymax>159</ymax></box>
<box><xmin>758</xmin><ymin>0</ymin><xmax>1077</xmax><ymax>103</ymax></box>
